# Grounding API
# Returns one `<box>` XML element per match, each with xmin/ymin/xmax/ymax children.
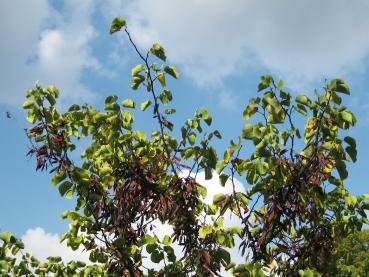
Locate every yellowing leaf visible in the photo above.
<box><xmin>150</xmin><ymin>43</ymin><xmax>166</xmax><ymax>61</ymax></box>
<box><xmin>22</xmin><ymin>100</ymin><xmax>34</xmax><ymax>109</ymax></box>
<box><xmin>122</xmin><ymin>99</ymin><xmax>136</xmax><ymax>109</ymax></box>
<box><xmin>131</xmin><ymin>64</ymin><xmax>145</xmax><ymax>76</ymax></box>
<box><xmin>141</xmin><ymin>100</ymin><xmax>151</xmax><ymax>111</ymax></box>
<box><xmin>243</xmin><ymin>104</ymin><xmax>258</xmax><ymax>120</ymax></box>
<box><xmin>110</xmin><ymin>17</ymin><xmax>127</xmax><ymax>34</ymax></box>
<box><xmin>199</xmin><ymin>225</ymin><xmax>213</xmax><ymax>239</ymax></box>
<box><xmin>156</xmin><ymin>72</ymin><xmax>166</xmax><ymax>87</ymax></box>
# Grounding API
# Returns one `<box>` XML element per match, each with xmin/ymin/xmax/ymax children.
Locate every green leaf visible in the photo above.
<box><xmin>255</xmin><ymin>159</ymin><xmax>268</xmax><ymax>175</ymax></box>
<box><xmin>346</xmin><ymin>146</ymin><xmax>357</xmax><ymax>162</ymax></box>
<box><xmin>138</xmin><ymin>234</ymin><xmax>157</xmax><ymax>246</ymax></box>
<box><xmin>277</xmin><ymin>79</ymin><xmax>285</xmax><ymax>90</ymax></box>
<box><xmin>197</xmin><ymin>107</ymin><xmax>212</xmax><ymax>126</ymax></box>
<box><xmin>94</xmin><ymin>112</ymin><xmax>109</xmax><ymax>122</ymax></box>
<box><xmin>146</xmin><ymin>243</ymin><xmax>156</xmax><ymax>254</ymax></box>
<box><xmin>216</xmin><ymin>160</ymin><xmax>226</xmax><ymax>174</ymax></box>
<box><xmin>165</xmin><ymin>108</ymin><xmax>176</xmax><ymax>115</ymax></box>
<box><xmin>122</xmin><ymin>99</ymin><xmax>136</xmax><ymax>109</ymax></box>
<box><xmin>150</xmin><ymin>43</ymin><xmax>166</xmax><ymax>61</ymax></box>
<box><xmin>345</xmin><ymin>195</ymin><xmax>357</xmax><ymax>206</ymax></box>
<box><xmin>27</xmin><ymin>108</ymin><xmax>37</xmax><ymax>123</ymax></box>
<box><xmin>68</xmin><ymin>104</ymin><xmax>80</xmax><ymax>111</ymax></box>
<box><xmin>131</xmin><ymin>64</ymin><xmax>145</xmax><ymax>76</ymax></box>
<box><xmin>215</xmin><ymin>248</ymin><xmax>231</xmax><ymax>264</ymax></box>
<box><xmin>223</xmin><ymin>148</ymin><xmax>233</xmax><ymax>164</ymax></box>
<box><xmin>45</xmin><ymin>94</ymin><xmax>56</xmax><ymax>106</ymax></box>
<box><xmin>0</xmin><ymin>231</ymin><xmax>13</xmax><ymax>243</ymax></box>
<box><xmin>110</xmin><ymin>17</ymin><xmax>127</xmax><ymax>34</ymax></box>
<box><xmin>219</xmin><ymin>173</ymin><xmax>229</xmax><ymax>187</ymax></box>
<box><xmin>131</xmin><ymin>75</ymin><xmax>145</xmax><ymax>90</ymax></box>
<box><xmin>330</xmin><ymin>79</ymin><xmax>350</xmax><ymax>95</ymax></box>
<box><xmin>156</xmin><ymin>72</ymin><xmax>166</xmax><ymax>87</ymax></box>
<box><xmin>296</xmin><ymin>95</ymin><xmax>312</xmax><ymax>106</ymax></box>
<box><xmin>100</xmin><ymin>164</ymin><xmax>112</xmax><ymax>176</ymax></box>
<box><xmin>134</xmin><ymin>130</ymin><xmax>147</xmax><ymax>141</ymax></box>
<box><xmin>344</xmin><ymin>136</ymin><xmax>357</xmax><ymax>162</ymax></box>
<box><xmin>235</xmin><ymin>192</ymin><xmax>249</xmax><ymax>206</ymax></box>
<box><xmin>242</xmin><ymin>124</ymin><xmax>261</xmax><ymax>140</ymax></box>
<box><xmin>213</xmin><ymin>194</ymin><xmax>227</xmax><ymax>205</ymax></box>
<box><xmin>243</xmin><ymin>104</ymin><xmax>258</xmax><ymax>120</ymax></box>
<box><xmin>11</xmin><ymin>246</ymin><xmax>20</xmax><ymax>255</ymax></box>
<box><xmin>14</xmin><ymin>240</ymin><xmax>24</xmax><ymax>250</ymax></box>
<box><xmin>301</xmin><ymin>270</ymin><xmax>315</xmax><ymax>277</ymax></box>
<box><xmin>104</xmin><ymin>95</ymin><xmax>119</xmax><ymax>111</ymax></box>
<box><xmin>340</xmin><ymin>111</ymin><xmax>355</xmax><ymax>125</ymax></box>
<box><xmin>199</xmin><ymin>225</ymin><xmax>213</xmax><ymax>239</ymax></box>
<box><xmin>51</xmin><ymin>171</ymin><xmax>67</xmax><ymax>187</ymax></box>
<box><xmin>242</xmin><ymin>124</ymin><xmax>256</xmax><ymax>140</ymax></box>
<box><xmin>164</xmin><ymin>66</ymin><xmax>179</xmax><ymax>79</ymax></box>
<box><xmin>151</xmin><ymin>250</ymin><xmax>164</xmax><ymax>263</ymax></box>
<box><xmin>159</xmin><ymin>89</ymin><xmax>173</xmax><ymax>105</ymax></box>
<box><xmin>22</xmin><ymin>100</ymin><xmax>34</xmax><ymax>109</ymax></box>
<box><xmin>140</xmin><ymin>100</ymin><xmax>152</xmax><ymax>111</ymax></box>
<box><xmin>188</xmin><ymin>132</ymin><xmax>196</xmax><ymax>145</ymax></box>
<box><xmin>205</xmin><ymin>167</ymin><xmax>212</xmax><ymax>180</ymax></box>
<box><xmin>344</xmin><ymin>136</ymin><xmax>356</xmax><ymax>148</ymax></box>
<box><xmin>322</xmin><ymin>141</ymin><xmax>335</xmax><ymax>150</ymax></box>
<box><xmin>105</xmin><ymin>95</ymin><xmax>117</xmax><ymax>104</ymax></box>
<box><xmin>246</xmin><ymin>168</ymin><xmax>258</xmax><ymax>184</ymax></box>
<box><xmin>162</xmin><ymin>235</ymin><xmax>171</xmax><ymax>246</ymax></box>
<box><xmin>336</xmin><ymin>160</ymin><xmax>348</xmax><ymax>180</ymax></box>
<box><xmin>65</xmin><ymin>190</ymin><xmax>73</xmax><ymax>200</ymax></box>
<box><xmin>207</xmin><ymin>146</ymin><xmax>218</xmax><ymax>168</ymax></box>
<box><xmin>294</xmin><ymin>104</ymin><xmax>307</xmax><ymax>116</ymax></box>
<box><xmin>197</xmin><ymin>184</ymin><xmax>207</xmax><ymax>198</ymax></box>
<box><xmin>58</xmin><ymin>181</ymin><xmax>73</xmax><ymax>197</ymax></box>
<box><xmin>263</xmin><ymin>92</ymin><xmax>281</xmax><ymax>112</ymax></box>
<box><xmin>45</xmin><ymin>85</ymin><xmax>60</xmax><ymax>98</ymax></box>
<box><xmin>330</xmin><ymin>91</ymin><xmax>342</xmax><ymax>105</ymax></box>
<box><xmin>213</xmin><ymin>130</ymin><xmax>222</xmax><ymax>139</ymax></box>
<box><xmin>258</xmin><ymin>75</ymin><xmax>272</xmax><ymax>92</ymax></box>
<box><xmin>164</xmin><ymin>246</ymin><xmax>176</xmax><ymax>262</ymax></box>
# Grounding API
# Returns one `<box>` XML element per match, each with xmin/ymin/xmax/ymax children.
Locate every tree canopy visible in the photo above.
<box><xmin>330</xmin><ymin>230</ymin><xmax>369</xmax><ymax>276</ymax></box>
<box><xmin>1</xmin><ymin>17</ymin><xmax>368</xmax><ymax>277</ymax></box>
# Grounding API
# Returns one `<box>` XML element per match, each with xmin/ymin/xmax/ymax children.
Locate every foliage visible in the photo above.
<box><xmin>224</xmin><ymin>75</ymin><xmax>368</xmax><ymax>275</ymax></box>
<box><xmin>0</xmin><ymin>231</ymin><xmax>107</xmax><ymax>276</ymax></box>
<box><xmin>1</xmin><ymin>17</ymin><xmax>368</xmax><ymax>276</ymax></box>
<box><xmin>329</xmin><ymin>230</ymin><xmax>369</xmax><ymax>276</ymax></box>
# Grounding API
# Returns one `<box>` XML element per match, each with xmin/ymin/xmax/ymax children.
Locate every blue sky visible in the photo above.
<box><xmin>1</xmin><ymin>0</ymin><xmax>369</xmax><ymax>261</ymax></box>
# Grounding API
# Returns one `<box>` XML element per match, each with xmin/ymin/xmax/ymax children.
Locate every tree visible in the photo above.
<box><xmin>1</xmin><ymin>17</ymin><xmax>368</xmax><ymax>276</ymax></box>
<box><xmin>328</xmin><ymin>230</ymin><xmax>369</xmax><ymax>276</ymax></box>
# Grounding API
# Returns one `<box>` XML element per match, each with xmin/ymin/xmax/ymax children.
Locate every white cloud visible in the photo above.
<box><xmin>105</xmin><ymin>0</ymin><xmax>369</xmax><ymax>90</ymax></box>
<box><xmin>0</xmin><ymin>0</ymin><xmax>101</xmax><ymax>106</ymax></box>
<box><xmin>3</xmin><ymin>0</ymin><xmax>369</xmax><ymax>107</ymax></box>
<box><xmin>21</xmin><ymin>227</ymin><xmax>90</xmax><ymax>263</ymax></box>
